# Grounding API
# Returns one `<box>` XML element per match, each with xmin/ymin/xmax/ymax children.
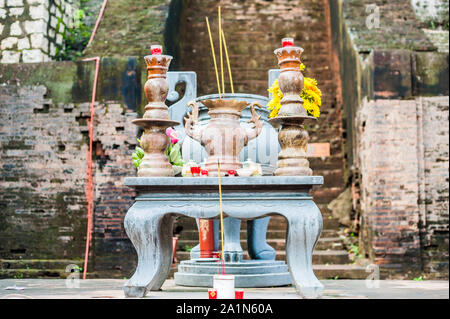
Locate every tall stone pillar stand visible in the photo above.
<box><xmin>199</xmin><ymin>219</ymin><xmax>215</xmax><ymax>258</ymax></box>
<box><xmin>132</xmin><ymin>52</ymin><xmax>180</xmax><ymax>177</ymax></box>
<box><xmin>269</xmin><ymin>44</ymin><xmax>316</xmax><ymax>176</ymax></box>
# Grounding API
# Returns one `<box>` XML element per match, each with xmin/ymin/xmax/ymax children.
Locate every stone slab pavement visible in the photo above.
<box><xmin>0</xmin><ymin>279</ymin><xmax>448</xmax><ymax>299</ymax></box>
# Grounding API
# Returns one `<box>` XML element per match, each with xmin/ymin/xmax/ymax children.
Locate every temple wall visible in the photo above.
<box><xmin>356</xmin><ymin>97</ymin><xmax>449</xmax><ymax>278</ymax></box>
<box><xmin>410</xmin><ymin>0</ymin><xmax>449</xmax><ymax>25</ymax></box>
<box><xmin>0</xmin><ymin>59</ymin><xmax>142</xmax><ymax>276</ymax></box>
<box><xmin>331</xmin><ymin>0</ymin><xmax>449</xmax><ymax>278</ymax></box>
<box><xmin>0</xmin><ymin>0</ymin><xmax>77</xmax><ymax>63</ymax></box>
<box><xmin>419</xmin><ymin>96</ymin><xmax>449</xmax><ymax>277</ymax></box>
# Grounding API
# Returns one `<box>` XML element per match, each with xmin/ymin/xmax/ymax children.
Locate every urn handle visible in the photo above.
<box><xmin>245</xmin><ymin>102</ymin><xmax>264</xmax><ymax>145</ymax></box>
<box><xmin>184</xmin><ymin>100</ymin><xmax>202</xmax><ymax>143</ymax></box>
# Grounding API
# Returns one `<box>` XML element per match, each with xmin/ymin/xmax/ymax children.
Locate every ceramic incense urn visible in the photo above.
<box><xmin>132</xmin><ymin>46</ymin><xmax>179</xmax><ymax>177</ymax></box>
<box><xmin>269</xmin><ymin>39</ymin><xmax>316</xmax><ymax>176</ymax></box>
<box><xmin>185</xmin><ymin>98</ymin><xmax>263</xmax><ymax>176</ymax></box>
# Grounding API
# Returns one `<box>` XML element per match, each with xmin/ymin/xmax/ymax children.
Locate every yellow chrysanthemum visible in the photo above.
<box><xmin>267</xmin><ymin>63</ymin><xmax>322</xmax><ymax>118</ymax></box>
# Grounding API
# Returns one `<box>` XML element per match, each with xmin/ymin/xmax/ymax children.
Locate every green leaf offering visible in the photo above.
<box><xmin>167</xmin><ymin>143</ymin><xmax>184</xmax><ymax>166</ymax></box>
<box><xmin>133</xmin><ymin>158</ymin><xmax>142</xmax><ymax>168</ymax></box>
<box><xmin>136</xmin><ymin>147</ymin><xmax>145</xmax><ymax>159</ymax></box>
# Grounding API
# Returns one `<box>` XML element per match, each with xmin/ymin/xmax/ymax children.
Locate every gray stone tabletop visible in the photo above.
<box><xmin>124</xmin><ymin>176</ymin><xmax>324</xmax><ymax>187</ymax></box>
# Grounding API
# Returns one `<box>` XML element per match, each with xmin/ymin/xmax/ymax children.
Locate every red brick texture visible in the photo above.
<box><xmin>356</xmin><ymin>97</ymin><xmax>449</xmax><ymax>278</ymax></box>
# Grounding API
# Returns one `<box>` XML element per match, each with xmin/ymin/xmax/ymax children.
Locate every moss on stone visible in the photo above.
<box><xmin>0</xmin><ymin>62</ymin><xmax>95</xmax><ymax>105</ymax></box>
<box><xmin>83</xmin><ymin>0</ymin><xmax>170</xmax><ymax>58</ymax></box>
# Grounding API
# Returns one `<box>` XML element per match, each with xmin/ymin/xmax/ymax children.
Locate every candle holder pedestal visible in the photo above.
<box><xmin>269</xmin><ymin>116</ymin><xmax>315</xmax><ymax>176</ymax></box>
<box><xmin>269</xmin><ymin>44</ymin><xmax>316</xmax><ymax>176</ymax></box>
<box><xmin>132</xmin><ymin>53</ymin><xmax>179</xmax><ymax>177</ymax></box>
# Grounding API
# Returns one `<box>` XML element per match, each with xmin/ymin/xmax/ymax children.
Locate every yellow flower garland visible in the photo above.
<box><xmin>267</xmin><ymin>63</ymin><xmax>322</xmax><ymax>118</ymax></box>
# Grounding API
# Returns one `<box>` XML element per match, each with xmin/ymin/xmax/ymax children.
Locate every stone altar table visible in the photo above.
<box><xmin>123</xmin><ymin>176</ymin><xmax>324</xmax><ymax>299</ymax></box>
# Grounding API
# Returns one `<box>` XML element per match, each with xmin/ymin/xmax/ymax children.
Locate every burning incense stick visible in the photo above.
<box><xmin>217</xmin><ymin>160</ymin><xmax>225</xmax><ymax>273</ymax></box>
<box><xmin>219</xmin><ymin>6</ymin><xmax>225</xmax><ymax>98</ymax></box>
<box><xmin>206</xmin><ymin>17</ymin><xmax>222</xmax><ymax>97</ymax></box>
<box><xmin>221</xmin><ymin>30</ymin><xmax>234</xmax><ymax>94</ymax></box>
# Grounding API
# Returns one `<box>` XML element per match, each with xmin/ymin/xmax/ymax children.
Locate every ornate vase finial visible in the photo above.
<box><xmin>142</xmin><ymin>45</ymin><xmax>173</xmax><ymax>120</ymax></box>
<box><xmin>274</xmin><ymin>39</ymin><xmax>307</xmax><ymax>117</ymax></box>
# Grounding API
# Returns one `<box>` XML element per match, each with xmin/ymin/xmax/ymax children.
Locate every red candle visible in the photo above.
<box><xmin>151</xmin><ymin>44</ymin><xmax>162</xmax><ymax>55</ymax></box>
<box><xmin>282</xmin><ymin>37</ymin><xmax>294</xmax><ymax>47</ymax></box>
<box><xmin>235</xmin><ymin>289</ymin><xmax>244</xmax><ymax>299</ymax></box>
<box><xmin>208</xmin><ymin>289</ymin><xmax>217</xmax><ymax>299</ymax></box>
<box><xmin>190</xmin><ymin>166</ymin><xmax>201</xmax><ymax>176</ymax></box>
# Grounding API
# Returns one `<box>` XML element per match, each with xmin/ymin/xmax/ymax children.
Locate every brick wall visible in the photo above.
<box><xmin>419</xmin><ymin>97</ymin><xmax>449</xmax><ymax>277</ymax></box>
<box><xmin>0</xmin><ymin>60</ymin><xmax>141</xmax><ymax>276</ymax></box>
<box><xmin>0</xmin><ymin>84</ymin><xmax>89</xmax><ymax>259</ymax></box>
<box><xmin>332</xmin><ymin>0</ymin><xmax>449</xmax><ymax>278</ymax></box>
<box><xmin>0</xmin><ymin>0</ymin><xmax>76</xmax><ymax>63</ymax></box>
<box><xmin>91</xmin><ymin>102</ymin><xmax>138</xmax><ymax>275</ymax></box>
<box><xmin>356</xmin><ymin>99</ymin><xmax>423</xmax><ymax>276</ymax></box>
<box><xmin>356</xmin><ymin>97</ymin><xmax>449</xmax><ymax>278</ymax></box>
<box><xmin>410</xmin><ymin>0</ymin><xmax>449</xmax><ymax>25</ymax></box>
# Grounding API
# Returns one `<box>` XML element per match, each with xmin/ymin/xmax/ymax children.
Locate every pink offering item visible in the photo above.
<box><xmin>201</xmin><ymin>170</ymin><xmax>209</xmax><ymax>176</ymax></box>
<box><xmin>165</xmin><ymin>127</ymin><xmax>179</xmax><ymax>144</ymax></box>
<box><xmin>190</xmin><ymin>166</ymin><xmax>201</xmax><ymax>176</ymax></box>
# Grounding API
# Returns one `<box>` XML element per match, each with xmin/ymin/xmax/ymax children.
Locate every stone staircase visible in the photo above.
<box><xmin>0</xmin><ymin>259</ymin><xmax>84</xmax><ymax>279</ymax></box>
<box><xmin>172</xmin><ymin>214</ymin><xmax>367</xmax><ymax>280</ymax></box>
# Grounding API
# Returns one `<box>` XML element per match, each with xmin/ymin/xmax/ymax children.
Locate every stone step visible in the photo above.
<box><xmin>175</xmin><ymin>216</ymin><xmax>341</xmax><ymax>232</ymax></box>
<box><xmin>175</xmin><ymin>249</ymin><xmax>350</xmax><ymax>264</ymax></box>
<box><xmin>0</xmin><ymin>268</ymin><xmax>84</xmax><ymax>279</ymax></box>
<box><xmin>177</xmin><ymin>236</ymin><xmax>344</xmax><ymax>252</ymax></box>
<box><xmin>312</xmin><ymin>250</ymin><xmax>351</xmax><ymax>264</ymax></box>
<box><xmin>312</xmin><ymin>264</ymin><xmax>368</xmax><ymax>279</ymax></box>
<box><xmin>178</xmin><ymin>228</ymin><xmax>340</xmax><ymax>241</ymax></box>
<box><xmin>267</xmin><ymin>217</ymin><xmax>341</xmax><ymax>230</ymax></box>
<box><xmin>168</xmin><ymin>264</ymin><xmax>368</xmax><ymax>280</ymax></box>
<box><xmin>0</xmin><ymin>259</ymin><xmax>83</xmax><ymax>270</ymax></box>
<box><xmin>177</xmin><ymin>229</ymin><xmax>289</xmax><ymax>240</ymax></box>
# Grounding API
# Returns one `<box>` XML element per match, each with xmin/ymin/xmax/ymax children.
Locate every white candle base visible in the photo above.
<box><xmin>213</xmin><ymin>274</ymin><xmax>235</xmax><ymax>299</ymax></box>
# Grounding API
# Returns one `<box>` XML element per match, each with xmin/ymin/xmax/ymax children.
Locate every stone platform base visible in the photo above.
<box><xmin>174</xmin><ymin>259</ymin><xmax>292</xmax><ymax>288</ymax></box>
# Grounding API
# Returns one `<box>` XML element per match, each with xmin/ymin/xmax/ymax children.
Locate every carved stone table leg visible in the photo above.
<box><xmin>223</xmin><ymin>217</ymin><xmax>244</xmax><ymax>262</ymax></box>
<box><xmin>123</xmin><ymin>202</ymin><xmax>173</xmax><ymax>297</ymax></box>
<box><xmin>247</xmin><ymin>217</ymin><xmax>276</xmax><ymax>260</ymax></box>
<box><xmin>282</xmin><ymin>201</ymin><xmax>323</xmax><ymax>298</ymax></box>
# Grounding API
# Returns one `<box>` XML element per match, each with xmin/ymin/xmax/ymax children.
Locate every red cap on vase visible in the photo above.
<box><xmin>282</xmin><ymin>37</ymin><xmax>294</xmax><ymax>47</ymax></box>
<box><xmin>151</xmin><ymin>44</ymin><xmax>162</xmax><ymax>55</ymax></box>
